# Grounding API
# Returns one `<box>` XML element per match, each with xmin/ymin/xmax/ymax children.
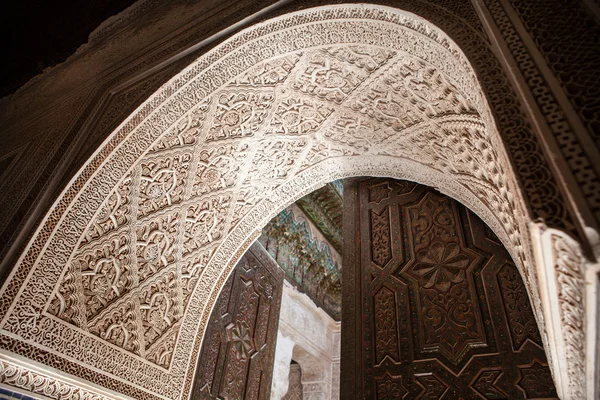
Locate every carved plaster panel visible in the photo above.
<box><xmin>0</xmin><ymin>5</ymin><xmax>588</xmax><ymax>400</ymax></box>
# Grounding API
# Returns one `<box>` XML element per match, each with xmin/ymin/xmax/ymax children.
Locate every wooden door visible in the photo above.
<box><xmin>341</xmin><ymin>178</ymin><xmax>558</xmax><ymax>399</ymax></box>
<box><xmin>191</xmin><ymin>242</ymin><xmax>284</xmax><ymax>399</ymax></box>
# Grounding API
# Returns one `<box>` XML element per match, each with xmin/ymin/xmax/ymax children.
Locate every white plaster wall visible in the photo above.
<box><xmin>271</xmin><ymin>281</ymin><xmax>340</xmax><ymax>400</ymax></box>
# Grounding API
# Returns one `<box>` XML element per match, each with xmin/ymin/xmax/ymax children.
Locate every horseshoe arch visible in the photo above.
<box><xmin>0</xmin><ymin>4</ymin><xmax>590</xmax><ymax>400</ymax></box>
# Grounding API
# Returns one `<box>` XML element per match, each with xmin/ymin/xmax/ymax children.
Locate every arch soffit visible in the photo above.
<box><xmin>0</xmin><ymin>5</ymin><xmax>551</xmax><ymax>400</ymax></box>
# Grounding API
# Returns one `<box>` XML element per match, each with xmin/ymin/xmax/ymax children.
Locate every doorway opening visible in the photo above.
<box><xmin>191</xmin><ymin>177</ymin><xmax>557</xmax><ymax>399</ymax></box>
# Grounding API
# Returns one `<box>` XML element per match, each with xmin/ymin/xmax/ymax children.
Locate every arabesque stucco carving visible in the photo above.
<box><xmin>0</xmin><ymin>5</ymin><xmax>589</xmax><ymax>400</ymax></box>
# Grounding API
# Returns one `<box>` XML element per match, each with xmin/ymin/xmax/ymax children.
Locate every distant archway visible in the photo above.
<box><xmin>0</xmin><ymin>4</ymin><xmax>587</xmax><ymax>400</ymax></box>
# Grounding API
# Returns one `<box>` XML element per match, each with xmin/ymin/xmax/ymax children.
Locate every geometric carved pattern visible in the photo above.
<box><xmin>371</xmin><ymin>208</ymin><xmax>392</xmax><ymax>268</ymax></box>
<box><xmin>368</xmin><ymin>182</ymin><xmax>391</xmax><ymax>204</ymax></box>
<box><xmin>471</xmin><ymin>369</ymin><xmax>507</xmax><ymax>399</ymax></box>
<box><xmin>138</xmin><ymin>154</ymin><xmax>191</xmax><ymax>218</ymax></box>
<box><xmin>415</xmin><ymin>374</ymin><xmax>448</xmax><ymax>399</ymax></box>
<box><xmin>516</xmin><ymin>360</ymin><xmax>558</xmax><ymax>399</ymax></box>
<box><xmin>207</xmin><ymin>92</ymin><xmax>274</xmax><ymax>141</ymax></box>
<box><xmin>376</xmin><ymin>372</ymin><xmax>408</xmax><ymax>400</ymax></box>
<box><xmin>0</xmin><ymin>6</ymin><xmax>583</xmax><ymax>400</ymax></box>
<box><xmin>374</xmin><ymin>286</ymin><xmax>400</xmax><ymax>363</ymax></box>
<box><xmin>405</xmin><ymin>193</ymin><xmax>481</xmax><ymax>362</ymax></box>
<box><xmin>497</xmin><ymin>263</ymin><xmax>542</xmax><ymax>350</ymax></box>
<box><xmin>342</xmin><ymin>178</ymin><xmax>558</xmax><ymax>399</ymax></box>
<box><xmin>136</xmin><ymin>212</ymin><xmax>179</xmax><ymax>283</ymax></box>
<box><xmin>190</xmin><ymin>242</ymin><xmax>283</xmax><ymax>399</ymax></box>
<box><xmin>484</xmin><ymin>0</ymin><xmax>600</xmax><ymax>226</ymax></box>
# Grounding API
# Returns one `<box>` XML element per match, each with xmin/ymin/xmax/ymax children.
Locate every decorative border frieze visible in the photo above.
<box><xmin>0</xmin><ymin>350</ymin><xmax>132</xmax><ymax>400</ymax></box>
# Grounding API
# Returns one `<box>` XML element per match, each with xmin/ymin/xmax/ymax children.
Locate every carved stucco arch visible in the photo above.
<box><xmin>0</xmin><ymin>4</ymin><xmax>589</xmax><ymax>400</ymax></box>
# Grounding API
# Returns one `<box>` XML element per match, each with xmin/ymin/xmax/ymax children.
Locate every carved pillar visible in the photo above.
<box><xmin>533</xmin><ymin>224</ymin><xmax>598</xmax><ymax>399</ymax></box>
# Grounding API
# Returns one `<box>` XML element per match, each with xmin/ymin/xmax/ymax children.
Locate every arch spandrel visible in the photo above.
<box><xmin>0</xmin><ymin>5</ymin><xmax>586</xmax><ymax>400</ymax></box>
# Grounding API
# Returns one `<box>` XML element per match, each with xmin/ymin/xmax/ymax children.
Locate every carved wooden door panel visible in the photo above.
<box><xmin>341</xmin><ymin>178</ymin><xmax>558</xmax><ymax>399</ymax></box>
<box><xmin>191</xmin><ymin>242</ymin><xmax>284</xmax><ymax>400</ymax></box>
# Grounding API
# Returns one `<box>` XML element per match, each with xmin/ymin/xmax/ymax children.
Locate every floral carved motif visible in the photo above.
<box><xmin>138</xmin><ymin>154</ymin><xmax>191</xmax><ymax>218</ymax></box>
<box><xmin>370</xmin><ymin>207</ymin><xmax>392</xmax><ymax>268</ymax></box>
<box><xmin>0</xmin><ymin>358</ymin><xmax>110</xmax><ymax>400</ymax></box>
<box><xmin>246</xmin><ymin>138</ymin><xmax>308</xmax><ymax>183</ymax></box>
<box><xmin>350</xmin><ymin>81</ymin><xmax>423</xmax><ymax>131</ymax></box>
<box><xmin>374</xmin><ymin>286</ymin><xmax>400</xmax><ymax>363</ymax></box>
<box><xmin>140</xmin><ymin>270</ymin><xmax>180</xmax><ymax>348</ymax></box>
<box><xmin>180</xmin><ymin>249</ymin><xmax>212</xmax><ymax>304</ymax></box>
<box><xmin>323</xmin><ymin>45</ymin><xmax>396</xmax><ymax>73</ymax></box>
<box><xmin>406</xmin><ymin>193</ymin><xmax>481</xmax><ymax>361</ymax></box>
<box><xmin>136</xmin><ymin>213</ymin><xmax>179</xmax><ymax>283</ymax></box>
<box><xmin>48</xmin><ymin>262</ymin><xmax>86</xmax><ymax>327</ymax></box>
<box><xmin>192</xmin><ymin>142</ymin><xmax>250</xmax><ymax>196</ymax></box>
<box><xmin>293</xmin><ymin>51</ymin><xmax>366</xmax><ymax>104</ymax></box>
<box><xmin>269</xmin><ymin>97</ymin><xmax>333</xmax><ymax>136</ymax></box>
<box><xmin>228</xmin><ymin>320</ymin><xmax>254</xmax><ymax>361</ymax></box>
<box><xmin>150</xmin><ymin>99</ymin><xmax>210</xmax><ymax>152</ymax></box>
<box><xmin>516</xmin><ymin>361</ymin><xmax>557</xmax><ymax>398</ymax></box>
<box><xmin>80</xmin><ymin>235</ymin><xmax>133</xmax><ymax>320</ymax></box>
<box><xmin>384</xmin><ymin>57</ymin><xmax>474</xmax><ymax>118</ymax></box>
<box><xmin>232</xmin><ymin>54</ymin><xmax>301</xmax><ymax>86</ymax></box>
<box><xmin>497</xmin><ymin>263</ymin><xmax>542</xmax><ymax>349</ymax></box>
<box><xmin>82</xmin><ymin>175</ymin><xmax>133</xmax><ymax>244</ymax></box>
<box><xmin>551</xmin><ymin>234</ymin><xmax>586</xmax><ymax>399</ymax></box>
<box><xmin>146</xmin><ymin>324</ymin><xmax>179</xmax><ymax>369</ymax></box>
<box><xmin>89</xmin><ymin>300</ymin><xmax>141</xmax><ymax>355</ymax></box>
<box><xmin>375</xmin><ymin>373</ymin><xmax>407</xmax><ymax>400</ymax></box>
<box><xmin>413</xmin><ymin>242</ymin><xmax>469</xmax><ymax>292</ymax></box>
<box><xmin>50</xmin><ymin>233</ymin><xmax>133</xmax><ymax>326</ymax></box>
<box><xmin>323</xmin><ymin>114</ymin><xmax>390</xmax><ymax>152</ymax></box>
<box><xmin>207</xmin><ymin>91</ymin><xmax>274</xmax><ymax>141</ymax></box>
<box><xmin>183</xmin><ymin>195</ymin><xmax>230</xmax><ymax>255</ymax></box>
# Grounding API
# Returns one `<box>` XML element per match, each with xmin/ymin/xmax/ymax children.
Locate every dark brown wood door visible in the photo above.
<box><xmin>341</xmin><ymin>178</ymin><xmax>558</xmax><ymax>399</ymax></box>
<box><xmin>191</xmin><ymin>242</ymin><xmax>284</xmax><ymax>400</ymax></box>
